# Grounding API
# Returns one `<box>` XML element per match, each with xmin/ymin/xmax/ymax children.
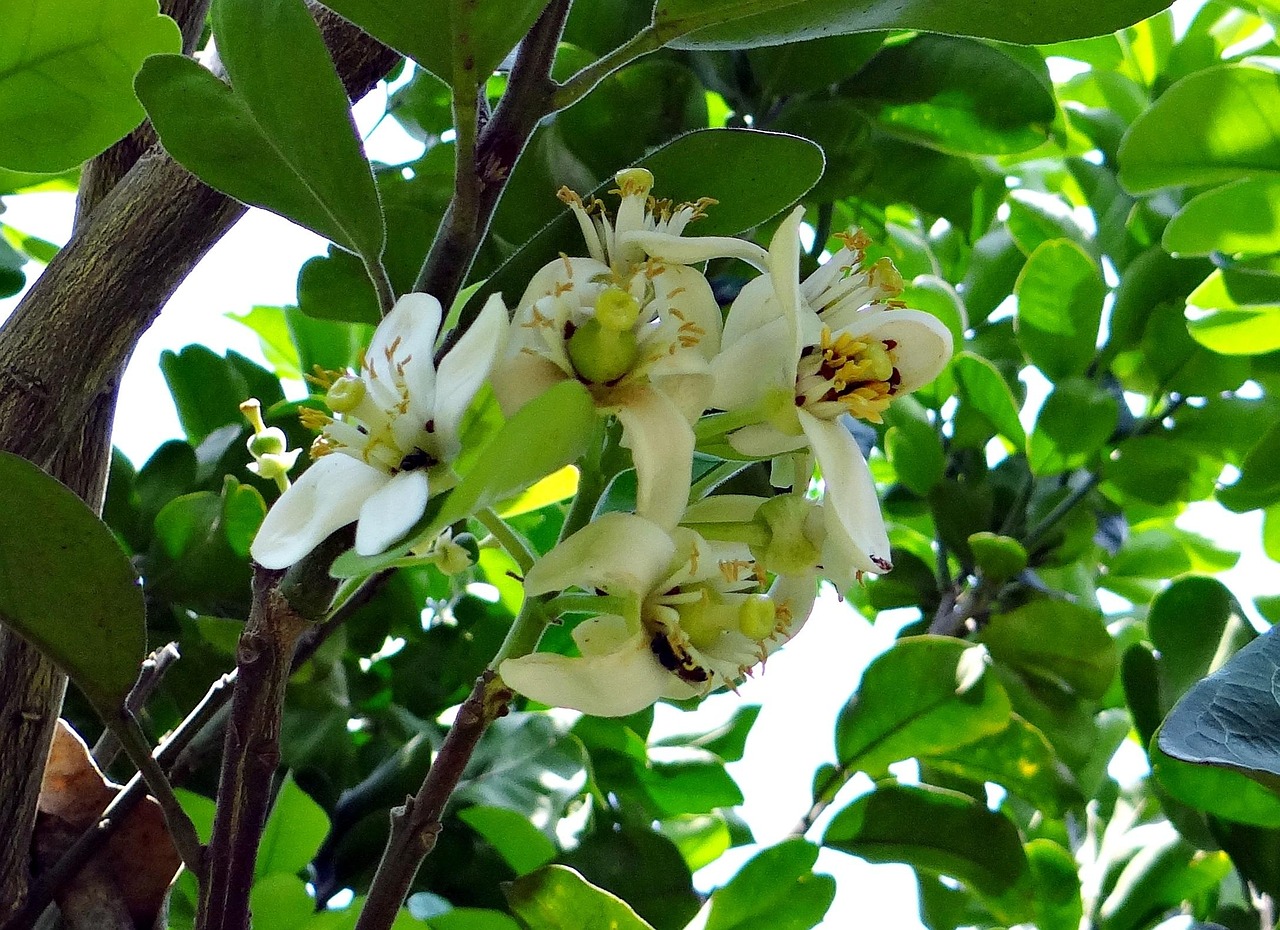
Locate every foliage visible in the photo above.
<box><xmin>3</xmin><ymin>0</ymin><xmax>1280</xmax><ymax>929</ymax></box>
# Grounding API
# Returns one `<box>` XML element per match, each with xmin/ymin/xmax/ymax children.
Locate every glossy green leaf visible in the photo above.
<box><xmin>1006</xmin><ymin>193</ymin><xmax>1093</xmax><ymax>259</ymax></box>
<box><xmin>0</xmin><ymin>234</ymin><xmax>24</xmax><ymax>298</ymax></box>
<box><xmin>136</xmin><ymin>0</ymin><xmax>383</xmax><ymax>258</ymax></box>
<box><xmin>1160</xmin><ymin>622</ymin><xmax>1280</xmax><ymax>793</ymax></box>
<box><xmin>640</xmin><ymin>758</ymin><xmax>744</xmax><ymax>817</ymax></box>
<box><xmin>1015</xmin><ymin>240</ymin><xmax>1106</xmax><ymax>382</ymax></box>
<box><xmin>505</xmin><ymin>865</ymin><xmax>656</xmax><ymax>930</ymax></box>
<box><xmin>1028</xmin><ymin>379</ymin><xmax>1119</xmax><ymax>476</ymax></box>
<box><xmin>1024</xmin><ymin>839</ymin><xmax>1084</xmax><ymax>930</ymax></box>
<box><xmin>952</xmin><ymin>353</ymin><xmax>1026</xmax><ymax>448</ymax></box>
<box><xmin>1150</xmin><ymin>575</ymin><xmax>1253</xmax><ymax>706</ymax></box>
<box><xmin>320</xmin><ymin>0</ymin><xmax>549</xmax><ymax>89</ymax></box>
<box><xmin>885</xmin><ymin>417</ymin><xmax>944</xmax><ymax>496</ymax></box>
<box><xmin>704</xmin><ymin>839</ymin><xmax>834</xmax><ymax>930</ymax></box>
<box><xmin>1217</xmin><ymin>417</ymin><xmax>1280</xmax><ymax>512</ymax></box>
<box><xmin>459</xmin><ymin>805</ymin><xmax>556</xmax><ymax>876</ymax></box>
<box><xmin>654</xmin><ymin>0</ymin><xmax>1176</xmax><ymax>49</ymax></box>
<box><xmin>0</xmin><ymin>0</ymin><xmax>180</xmax><ymax>171</ymax></box>
<box><xmin>855</xmin><ymin>36</ymin><xmax>1055</xmax><ymax>155</ymax></box>
<box><xmin>1151</xmin><ymin>743</ymin><xmax>1280</xmax><ymax>828</ymax></box>
<box><xmin>160</xmin><ymin>346</ymin><xmax>283</xmax><ymax>445</ymax></box>
<box><xmin>0</xmin><ymin>453</ymin><xmax>146</xmax><ymax>709</ymax></box>
<box><xmin>922</xmin><ymin>715</ymin><xmax>1081</xmax><ymax>817</ymax></box>
<box><xmin>658</xmin><ymin>815</ymin><xmax>732</xmax><ymax>872</ymax></box>
<box><xmin>1119</xmin><ymin>64</ymin><xmax>1280</xmax><ymax>193</ymax></box>
<box><xmin>1105</xmin><ymin>435</ymin><xmax>1218</xmax><ymax>507</ymax></box>
<box><xmin>823</xmin><ymin>783</ymin><xmax>1029</xmax><ymax>897</ymax></box>
<box><xmin>1187</xmin><ymin>306</ymin><xmax>1280</xmax><ymax>356</ymax></box>
<box><xmin>746</xmin><ymin>32</ymin><xmax>885</xmax><ymax>96</ymax></box>
<box><xmin>258</xmin><ymin>773</ymin><xmax>330</xmax><ymax>878</ymax></box>
<box><xmin>835</xmin><ymin>637</ymin><xmax>1011</xmax><ymax>776</ymax></box>
<box><xmin>464</xmin><ymin>128</ymin><xmax>823</xmax><ymax>317</ymax></box>
<box><xmin>250</xmin><ymin>874</ymin><xmax>314</xmax><ymax>930</ymax></box>
<box><xmin>1165</xmin><ymin>177</ymin><xmax>1280</xmax><ymax>257</ymax></box>
<box><xmin>978</xmin><ymin>600</ymin><xmax>1117</xmax><ymax>700</ymax></box>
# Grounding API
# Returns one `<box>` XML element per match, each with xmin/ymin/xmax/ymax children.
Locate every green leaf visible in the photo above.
<box><xmin>136</xmin><ymin>0</ymin><xmax>383</xmax><ymax>258</ymax></box>
<box><xmin>855</xmin><ymin>36</ymin><xmax>1055</xmax><ymax>156</ymax></box>
<box><xmin>257</xmin><ymin>773</ymin><xmax>331</xmax><ymax>878</ymax></box>
<box><xmin>459</xmin><ymin>805</ymin><xmax>556</xmax><ymax>876</ymax></box>
<box><xmin>1024</xmin><ymin>840</ymin><xmax>1084</xmax><ymax>930</ymax></box>
<box><xmin>504</xmin><ymin>865</ymin><xmax>657</xmax><ymax>930</ymax></box>
<box><xmin>977</xmin><ymin>600</ymin><xmax>1117</xmax><ymax>700</ymax></box>
<box><xmin>654</xmin><ymin>0</ymin><xmax>1175</xmax><ymax>49</ymax></box>
<box><xmin>249</xmin><ymin>874</ymin><xmax>314</xmax><ymax>930</ymax></box>
<box><xmin>704</xmin><ymin>839</ymin><xmax>835</xmax><ymax>930</ymax></box>
<box><xmin>0</xmin><ymin>453</ymin><xmax>145</xmax><ymax>709</ymax></box>
<box><xmin>746</xmin><ymin>32</ymin><xmax>885</xmax><ymax>97</ymax></box>
<box><xmin>160</xmin><ymin>345</ymin><xmax>280</xmax><ymax>445</ymax></box>
<box><xmin>1015</xmin><ymin>240</ymin><xmax>1106</xmax><ymax>382</ymax></box>
<box><xmin>885</xmin><ymin>416</ymin><xmax>944</xmax><ymax>496</ymax></box>
<box><xmin>1149</xmin><ymin>575</ymin><xmax>1253</xmax><ymax>706</ymax></box>
<box><xmin>655</xmin><ymin>704</ymin><xmax>760</xmax><ymax>763</ymax></box>
<box><xmin>1187</xmin><ymin>306</ymin><xmax>1280</xmax><ymax>356</ymax></box>
<box><xmin>1151</xmin><ymin>743</ymin><xmax>1280</xmax><ymax>828</ymax></box>
<box><xmin>1006</xmin><ymin>193</ymin><xmax>1093</xmax><ymax>259</ymax></box>
<box><xmin>952</xmin><ymin>352</ymin><xmax>1026</xmax><ymax>449</ymax></box>
<box><xmin>1165</xmin><ymin>177</ymin><xmax>1280</xmax><ymax>257</ymax></box>
<box><xmin>921</xmin><ymin>715</ymin><xmax>1082</xmax><ymax>818</ymax></box>
<box><xmin>1106</xmin><ymin>435</ymin><xmax>1218</xmax><ymax>507</ymax></box>
<box><xmin>1160</xmin><ymin>622</ymin><xmax>1280</xmax><ymax>794</ymax></box>
<box><xmin>464</xmin><ymin>128</ymin><xmax>823</xmax><ymax>320</ymax></box>
<box><xmin>639</xmin><ymin>758</ymin><xmax>744</xmax><ymax>818</ymax></box>
<box><xmin>1028</xmin><ymin>379</ymin><xmax>1119</xmax><ymax>476</ymax></box>
<box><xmin>320</xmin><ymin>0</ymin><xmax>549</xmax><ymax>90</ymax></box>
<box><xmin>835</xmin><ymin>637</ymin><xmax>1011</xmax><ymax>777</ymax></box>
<box><xmin>823</xmin><ymin>783</ymin><xmax>1029</xmax><ymax>897</ymax></box>
<box><xmin>0</xmin><ymin>0</ymin><xmax>180</xmax><ymax>171</ymax></box>
<box><xmin>1119</xmin><ymin>64</ymin><xmax>1280</xmax><ymax>193</ymax></box>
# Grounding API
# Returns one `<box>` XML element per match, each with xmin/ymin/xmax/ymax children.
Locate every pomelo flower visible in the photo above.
<box><xmin>250</xmin><ymin>292</ymin><xmax>509</xmax><ymax>569</ymax></box>
<box><xmin>499</xmin><ymin>512</ymin><xmax>817</xmax><ymax>717</ymax></box>
<box><xmin>491</xmin><ymin>168</ymin><xmax>766</xmax><ymax>529</ymax></box>
<box><xmin>708</xmin><ymin>208</ymin><xmax>953</xmax><ymax>574</ymax></box>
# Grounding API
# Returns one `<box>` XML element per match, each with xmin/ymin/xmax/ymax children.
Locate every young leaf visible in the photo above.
<box><xmin>1164</xmin><ymin>177</ymin><xmax>1280</xmax><ymax>257</ymax></box>
<box><xmin>822</xmin><ymin>783</ymin><xmax>1030</xmax><ymax>897</ymax></box>
<box><xmin>1028</xmin><ymin>379</ymin><xmax>1119</xmax><ymax>476</ymax></box>
<box><xmin>257</xmin><ymin>773</ymin><xmax>331</xmax><ymax>879</ymax></box>
<box><xmin>952</xmin><ymin>353</ymin><xmax>1026</xmax><ymax>449</ymax></box>
<box><xmin>0</xmin><ymin>453</ymin><xmax>146</xmax><ymax>710</ymax></box>
<box><xmin>0</xmin><ymin>0</ymin><xmax>180</xmax><ymax>172</ymax></box>
<box><xmin>459</xmin><ymin>805</ymin><xmax>556</xmax><ymax>876</ymax></box>
<box><xmin>1015</xmin><ymin>240</ymin><xmax>1106</xmax><ymax>382</ymax></box>
<box><xmin>978</xmin><ymin>600</ymin><xmax>1118</xmax><ymax>700</ymax></box>
<box><xmin>704</xmin><ymin>839</ymin><xmax>835</xmax><ymax>930</ymax></box>
<box><xmin>135</xmin><ymin>0</ymin><xmax>383</xmax><ymax>259</ymax></box>
<box><xmin>505</xmin><ymin>865</ymin><xmax>657</xmax><ymax>930</ymax></box>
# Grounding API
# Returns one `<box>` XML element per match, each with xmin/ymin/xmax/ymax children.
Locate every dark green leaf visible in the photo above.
<box><xmin>258</xmin><ymin>774</ymin><xmax>330</xmax><ymax>878</ymax></box>
<box><xmin>0</xmin><ymin>0</ymin><xmax>180</xmax><ymax>171</ymax></box>
<box><xmin>1015</xmin><ymin>240</ymin><xmax>1105</xmax><ymax>382</ymax></box>
<box><xmin>1105</xmin><ymin>435</ymin><xmax>1217</xmax><ymax>507</ymax></box>
<box><xmin>1152</xmin><ymin>743</ymin><xmax>1280</xmax><ymax>828</ymax></box>
<box><xmin>0</xmin><ymin>453</ymin><xmax>146</xmax><ymax>709</ymax></box>
<box><xmin>137</xmin><ymin>0</ymin><xmax>383</xmax><ymax>259</ymax></box>
<box><xmin>747</xmin><ymin>32</ymin><xmax>885</xmax><ymax>96</ymax></box>
<box><xmin>952</xmin><ymin>352</ymin><xmax>1025</xmax><ymax>448</ymax></box>
<box><xmin>655</xmin><ymin>0</ymin><xmax>1176</xmax><ymax>49</ymax></box>
<box><xmin>504</xmin><ymin>865</ymin><xmax>656</xmax><ymax>930</ymax></box>
<box><xmin>1028</xmin><ymin>379</ymin><xmax>1119</xmax><ymax>476</ymax></box>
<box><xmin>459</xmin><ymin>806</ymin><xmax>556</xmax><ymax>876</ymax></box>
<box><xmin>1150</xmin><ymin>575</ymin><xmax>1253</xmax><ymax>706</ymax></box>
<box><xmin>823</xmin><ymin>783</ymin><xmax>1029</xmax><ymax>897</ymax></box>
<box><xmin>1119</xmin><ymin>64</ymin><xmax>1280</xmax><ymax>193</ymax></box>
<box><xmin>885</xmin><ymin>416</ymin><xmax>945</xmax><ymax>496</ymax></box>
<box><xmin>560</xmin><ymin>824</ymin><xmax>699</xmax><ymax>930</ymax></box>
<box><xmin>978</xmin><ymin>600</ymin><xmax>1117</xmax><ymax>700</ymax></box>
<box><xmin>704</xmin><ymin>839</ymin><xmax>834</xmax><ymax>930</ymax></box>
<box><xmin>835</xmin><ymin>637</ymin><xmax>1011</xmax><ymax>776</ymax></box>
<box><xmin>1024</xmin><ymin>839</ymin><xmax>1083</xmax><ymax>930</ymax></box>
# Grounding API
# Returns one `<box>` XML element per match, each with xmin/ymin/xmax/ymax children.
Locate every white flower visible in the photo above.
<box><xmin>498</xmin><ymin>512</ymin><xmax>817</xmax><ymax>717</ymax></box>
<box><xmin>708</xmin><ymin>208</ymin><xmax>953</xmax><ymax>575</ymax></box>
<box><xmin>250</xmin><ymin>292</ymin><xmax>509</xmax><ymax>569</ymax></box>
<box><xmin>491</xmin><ymin>169</ymin><xmax>766</xmax><ymax>529</ymax></box>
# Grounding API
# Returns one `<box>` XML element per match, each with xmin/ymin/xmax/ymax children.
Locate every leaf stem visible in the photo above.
<box><xmin>365</xmin><ymin>257</ymin><xmax>397</xmax><ymax>316</ymax></box>
<box><xmin>551</xmin><ymin>26</ymin><xmax>667</xmax><ymax>111</ymax></box>
<box><xmin>475</xmin><ymin>507</ymin><xmax>537</xmax><ymax>574</ymax></box>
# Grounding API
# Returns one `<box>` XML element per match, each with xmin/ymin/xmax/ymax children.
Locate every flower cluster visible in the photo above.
<box><xmin>250</xmin><ymin>171</ymin><xmax>953</xmax><ymax>717</ymax></box>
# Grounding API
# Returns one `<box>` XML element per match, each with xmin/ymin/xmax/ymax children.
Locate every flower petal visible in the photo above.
<box><xmin>490</xmin><ymin>351</ymin><xmax>567</xmax><ymax>416</ymax></box>
<box><xmin>768</xmin><ymin>571</ymin><xmax>819</xmax><ymax>642</ymax></box>
<box><xmin>681</xmin><ymin>494</ymin><xmax>766</xmax><ymax>525</ymax></box>
<box><xmin>367</xmin><ymin>293</ymin><xmax>442</xmax><ymax>400</ymax></box>
<box><xmin>798</xmin><ymin>410</ymin><xmax>891</xmax><ymax>575</ymax></box>
<box><xmin>499</xmin><ymin>632</ymin><xmax>673</xmax><ymax>717</ymax></box>
<box><xmin>727</xmin><ymin>422</ymin><xmax>807</xmax><ymax>458</ymax></box>
<box><xmin>524</xmin><ymin>511</ymin><xmax>676</xmax><ymax>598</ymax></box>
<box><xmin>769</xmin><ymin>206</ymin><xmax>807</xmax><ymax>361</ymax></box>
<box><xmin>517</xmin><ymin>256</ymin><xmax>610</xmax><ymax>309</ymax></box>
<box><xmin>616</xmin><ymin>386</ymin><xmax>695</xmax><ymax>529</ymax></box>
<box><xmin>433</xmin><ymin>294</ymin><xmax>510</xmax><ymax>454</ymax></box>
<box><xmin>650</xmin><ymin>264</ymin><xmax>722</xmax><ymax>358</ymax></box>
<box><xmin>251</xmin><ymin>455</ymin><xmax>389</xmax><ymax>569</ymax></box>
<box><xmin>621</xmin><ymin>231</ymin><xmax>770</xmax><ymax>272</ymax></box>
<box><xmin>710</xmin><ymin>313</ymin><xmax>794</xmax><ymax>413</ymax></box>
<box><xmin>572</xmin><ymin>613</ymin><xmax>637</xmax><ymax>656</ymax></box>
<box><xmin>354</xmin><ymin>468</ymin><xmax>431</xmax><ymax>556</ymax></box>
<box><xmin>835</xmin><ymin>308</ymin><xmax>954</xmax><ymax>394</ymax></box>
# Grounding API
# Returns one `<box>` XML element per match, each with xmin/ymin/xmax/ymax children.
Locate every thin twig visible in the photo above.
<box><xmin>92</xmin><ymin>642</ymin><xmax>182</xmax><ymax>769</ymax></box>
<box><xmin>475</xmin><ymin>508</ymin><xmax>536</xmax><ymax>574</ymax></box>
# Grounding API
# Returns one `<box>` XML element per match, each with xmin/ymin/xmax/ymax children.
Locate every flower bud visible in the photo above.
<box><xmin>326</xmin><ymin>375</ymin><xmax>366</xmax><ymax>414</ymax></box>
<box><xmin>756</xmin><ymin>495</ymin><xmax>821</xmax><ymax>574</ymax></box>
<box><xmin>738</xmin><ymin>594</ymin><xmax>777</xmax><ymax>641</ymax></box>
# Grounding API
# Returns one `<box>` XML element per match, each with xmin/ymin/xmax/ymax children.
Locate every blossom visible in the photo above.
<box><xmin>239</xmin><ymin>397</ymin><xmax>300</xmax><ymax>492</ymax></box>
<box><xmin>499</xmin><ymin>512</ymin><xmax>817</xmax><ymax>717</ymax></box>
<box><xmin>708</xmin><ymin>208</ymin><xmax>953</xmax><ymax>575</ymax></box>
<box><xmin>491</xmin><ymin>168</ymin><xmax>766</xmax><ymax>529</ymax></box>
<box><xmin>250</xmin><ymin>292</ymin><xmax>509</xmax><ymax>569</ymax></box>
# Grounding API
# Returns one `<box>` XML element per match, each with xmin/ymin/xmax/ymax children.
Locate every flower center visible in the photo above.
<box><xmin>795</xmin><ymin>328</ymin><xmax>901</xmax><ymax>424</ymax></box>
<box><xmin>565</xmin><ymin>287</ymin><xmax>643</xmax><ymax>385</ymax></box>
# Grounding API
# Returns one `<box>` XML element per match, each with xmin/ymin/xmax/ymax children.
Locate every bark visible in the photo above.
<box><xmin>0</xmin><ymin>13</ymin><xmax>397</xmax><ymax>919</ymax></box>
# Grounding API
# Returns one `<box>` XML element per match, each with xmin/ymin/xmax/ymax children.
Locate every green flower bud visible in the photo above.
<box><xmin>738</xmin><ymin>594</ymin><xmax>777</xmax><ymax>641</ymax></box>
<box><xmin>247</xmin><ymin>427</ymin><xmax>288</xmax><ymax>458</ymax></box>
<box><xmin>326</xmin><ymin>375</ymin><xmax>366</xmax><ymax>413</ymax></box>
<box><xmin>968</xmin><ymin>532</ymin><xmax>1028</xmax><ymax>580</ymax></box>
<box><xmin>757</xmin><ymin>495</ymin><xmax>821</xmax><ymax>574</ymax></box>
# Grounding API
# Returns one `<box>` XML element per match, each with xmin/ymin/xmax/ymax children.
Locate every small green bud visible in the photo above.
<box><xmin>738</xmin><ymin>594</ymin><xmax>777</xmax><ymax>641</ymax></box>
<box><xmin>595</xmin><ymin>287</ymin><xmax>641</xmax><ymax>332</ymax></box>
<box><xmin>247</xmin><ymin>427</ymin><xmax>287</xmax><ymax>458</ymax></box>
<box><xmin>968</xmin><ymin>532</ymin><xmax>1028</xmax><ymax>580</ymax></box>
<box><xmin>566</xmin><ymin>318</ymin><xmax>640</xmax><ymax>384</ymax></box>
<box><xmin>326</xmin><ymin>376</ymin><xmax>366</xmax><ymax>413</ymax></box>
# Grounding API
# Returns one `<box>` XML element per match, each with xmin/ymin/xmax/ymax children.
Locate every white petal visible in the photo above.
<box><xmin>499</xmin><ymin>633</ymin><xmax>673</xmax><ymax>717</ymax></box>
<box><xmin>432</xmin><ymin>294</ymin><xmax>510</xmax><ymax>454</ymax></box>
<box><xmin>490</xmin><ymin>352</ymin><xmax>567</xmax><ymax>417</ymax></box>
<box><xmin>769</xmin><ymin>207</ymin><xmax>807</xmax><ymax>361</ymax></box>
<box><xmin>681</xmin><ymin>494</ymin><xmax>766</xmax><ymax>525</ymax></box>
<box><xmin>572</xmin><ymin>613</ymin><xmax>637</xmax><ymax>656</ymax></box>
<box><xmin>835</xmin><ymin>308</ymin><xmax>954</xmax><ymax>394</ymax></box>
<box><xmin>721</xmin><ymin>275</ymin><xmax>780</xmax><ymax>348</ymax></box>
<box><xmin>727</xmin><ymin>422</ymin><xmax>807</xmax><ymax>458</ymax></box>
<box><xmin>367</xmin><ymin>293</ymin><xmax>442</xmax><ymax>399</ymax></box>
<box><xmin>767</xmin><ymin>572</ymin><xmax>820</xmax><ymax>643</ymax></box>
<box><xmin>251</xmin><ymin>455</ymin><xmax>389</xmax><ymax>569</ymax></box>
<box><xmin>798</xmin><ymin>410</ymin><xmax>891</xmax><ymax>574</ymax></box>
<box><xmin>616</xmin><ymin>387</ymin><xmax>695</xmax><ymax>529</ymax></box>
<box><xmin>651</xmin><ymin>265</ymin><xmax>722</xmax><ymax>358</ymax></box>
<box><xmin>516</xmin><ymin>256</ymin><xmax>609</xmax><ymax>308</ymax></box>
<box><xmin>621</xmin><ymin>231</ymin><xmax>770</xmax><ymax>272</ymax></box>
<box><xmin>354</xmin><ymin>468</ymin><xmax>431</xmax><ymax>556</ymax></box>
<box><xmin>709</xmin><ymin>314</ymin><xmax>794</xmax><ymax>413</ymax></box>
<box><xmin>524</xmin><ymin>512</ymin><xmax>676</xmax><ymax>597</ymax></box>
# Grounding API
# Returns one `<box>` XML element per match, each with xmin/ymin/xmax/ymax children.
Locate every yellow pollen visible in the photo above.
<box><xmin>522</xmin><ymin>306</ymin><xmax>555</xmax><ymax>331</ymax></box>
<box><xmin>718</xmin><ymin>559</ymin><xmax>754</xmax><ymax>583</ymax></box>
<box><xmin>553</xmin><ymin>281</ymin><xmax>574</xmax><ymax>298</ymax></box>
<box><xmin>556</xmin><ymin>186</ymin><xmax>582</xmax><ymax>208</ymax></box>
<box><xmin>869</xmin><ymin>257</ymin><xmax>903</xmax><ymax>297</ymax></box>
<box><xmin>309</xmin><ymin>435</ymin><xmax>337</xmax><ymax>458</ymax></box>
<box><xmin>666</xmin><ymin>286</ymin><xmax>686</xmax><ymax>300</ymax></box>
<box><xmin>299</xmin><ymin>407</ymin><xmax>332</xmax><ymax>430</ymax></box>
<box><xmin>305</xmin><ymin>365</ymin><xmax>345</xmax><ymax>390</ymax></box>
<box><xmin>835</xmin><ymin>228</ymin><xmax>872</xmax><ymax>252</ymax></box>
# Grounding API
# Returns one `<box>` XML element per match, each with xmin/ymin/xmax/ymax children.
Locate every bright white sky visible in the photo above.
<box><xmin>0</xmin><ymin>28</ymin><xmax>1272</xmax><ymax>926</ymax></box>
